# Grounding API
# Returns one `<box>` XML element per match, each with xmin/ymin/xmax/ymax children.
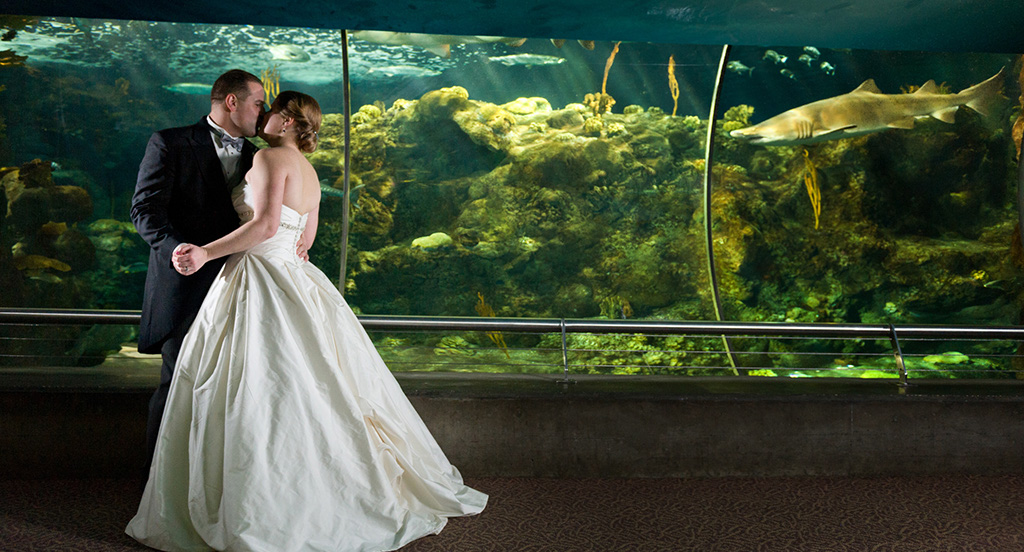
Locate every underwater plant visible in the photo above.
<box><xmin>599</xmin><ymin>295</ymin><xmax>633</xmax><ymax>319</ymax></box>
<box><xmin>1014</xmin><ymin>57</ymin><xmax>1024</xmax><ymax>159</ymax></box>
<box><xmin>580</xmin><ymin>42</ymin><xmax>622</xmax><ymax>117</ymax></box>
<box><xmin>668</xmin><ymin>55</ymin><xmax>679</xmax><ymax>117</ymax></box>
<box><xmin>474</xmin><ymin>292</ymin><xmax>510</xmax><ymax>358</ymax></box>
<box><xmin>261</xmin><ymin>64</ymin><xmax>280</xmax><ymax>103</ymax></box>
<box><xmin>802</xmin><ymin>149</ymin><xmax>821</xmax><ymax>229</ymax></box>
<box><xmin>602</xmin><ymin>42</ymin><xmax>620</xmax><ymax>95</ymax></box>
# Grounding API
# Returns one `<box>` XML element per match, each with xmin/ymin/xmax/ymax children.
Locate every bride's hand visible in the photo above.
<box><xmin>173</xmin><ymin>243</ymin><xmax>210</xmax><ymax>276</ymax></box>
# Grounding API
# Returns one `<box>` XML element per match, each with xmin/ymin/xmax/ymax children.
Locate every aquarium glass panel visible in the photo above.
<box><xmin>713</xmin><ymin>46</ymin><xmax>1022</xmax><ymax>376</ymax></box>
<box><xmin>1</xmin><ymin>15</ymin><xmax>1022</xmax><ymax>379</ymax></box>
<box><xmin>340</xmin><ymin>34</ymin><xmax>720</xmax><ymax>325</ymax></box>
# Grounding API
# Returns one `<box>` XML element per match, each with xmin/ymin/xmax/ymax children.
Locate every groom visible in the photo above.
<box><xmin>132</xmin><ymin>69</ymin><xmax>265</xmax><ymax>473</ymax></box>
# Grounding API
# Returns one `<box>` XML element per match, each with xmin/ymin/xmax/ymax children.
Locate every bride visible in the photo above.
<box><xmin>126</xmin><ymin>91</ymin><xmax>486</xmax><ymax>552</ymax></box>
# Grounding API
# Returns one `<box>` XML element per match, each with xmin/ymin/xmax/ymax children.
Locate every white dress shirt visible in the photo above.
<box><xmin>207</xmin><ymin>116</ymin><xmax>245</xmax><ymax>186</ymax></box>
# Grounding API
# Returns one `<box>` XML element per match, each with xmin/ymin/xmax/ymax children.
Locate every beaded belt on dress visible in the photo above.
<box><xmin>279</xmin><ymin>221</ymin><xmax>303</xmax><ymax>232</ymax></box>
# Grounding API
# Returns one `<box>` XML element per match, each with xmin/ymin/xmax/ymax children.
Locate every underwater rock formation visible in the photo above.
<box><xmin>311</xmin><ymin>87</ymin><xmax>717</xmax><ymax>320</ymax></box>
<box><xmin>304</xmin><ymin>83</ymin><xmax>1020</xmax><ymax>376</ymax></box>
<box><xmin>1</xmin><ymin>159</ymin><xmax>97</xmax><ymax>307</ymax></box>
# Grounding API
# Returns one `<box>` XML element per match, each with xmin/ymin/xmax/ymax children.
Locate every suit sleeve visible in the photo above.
<box><xmin>131</xmin><ymin>131</ymin><xmax>184</xmax><ymax>266</ymax></box>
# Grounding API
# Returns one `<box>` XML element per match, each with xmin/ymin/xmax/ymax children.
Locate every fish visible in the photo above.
<box><xmin>117</xmin><ymin>262</ymin><xmax>148</xmax><ymax>274</ymax></box>
<box><xmin>549</xmin><ymin>39</ymin><xmax>596</xmax><ymax>50</ymax></box>
<box><xmin>28</xmin><ymin>272</ymin><xmax>63</xmax><ymax>284</ymax></box>
<box><xmin>727</xmin><ymin>61</ymin><xmax>754</xmax><ymax>76</ymax></box>
<box><xmin>763</xmin><ymin>50</ymin><xmax>787</xmax><ymax>64</ymax></box>
<box><xmin>39</xmin><ymin>222</ymin><xmax>67</xmax><ymax>236</ymax></box>
<box><xmin>780</xmin><ymin>68</ymin><xmax>796</xmax><ymax>80</ymax></box>
<box><xmin>320</xmin><ymin>181</ymin><xmax>365</xmax><ymax>206</ymax></box>
<box><xmin>798</xmin><ymin>54</ymin><xmax>814</xmax><ymax>67</ymax></box>
<box><xmin>351</xmin><ymin>31</ymin><xmax>526</xmax><ymax>58</ymax></box>
<box><xmin>803</xmin><ymin>46</ymin><xmax>821</xmax><ymax>58</ymax></box>
<box><xmin>162</xmin><ymin>83</ymin><xmax>212</xmax><ymax>95</ymax></box>
<box><xmin>268</xmin><ymin>44</ymin><xmax>310</xmax><ymax>62</ymax></box>
<box><xmin>729</xmin><ymin>68</ymin><xmax>1006</xmax><ymax>146</ymax></box>
<box><xmin>488</xmin><ymin>54</ymin><xmax>566</xmax><ymax>67</ymax></box>
<box><xmin>319</xmin><ymin>181</ymin><xmax>346</xmax><ymax>198</ymax></box>
<box><xmin>71</xmin><ymin>17</ymin><xmax>93</xmax><ymax>43</ymax></box>
<box><xmin>820</xmin><ymin>61</ymin><xmax>836</xmax><ymax>75</ymax></box>
<box><xmin>367</xmin><ymin>65</ymin><xmax>442</xmax><ymax>78</ymax></box>
<box><xmin>14</xmin><ymin>254</ymin><xmax>71</xmax><ymax>272</ymax></box>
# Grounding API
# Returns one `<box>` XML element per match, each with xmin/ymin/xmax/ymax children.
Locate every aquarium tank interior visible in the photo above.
<box><xmin>1</xmin><ymin>11</ymin><xmax>1023</xmax><ymax>379</ymax></box>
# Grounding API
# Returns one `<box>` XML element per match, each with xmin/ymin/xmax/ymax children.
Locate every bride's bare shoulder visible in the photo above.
<box><xmin>256</xmin><ymin>146</ymin><xmax>304</xmax><ymax>167</ymax></box>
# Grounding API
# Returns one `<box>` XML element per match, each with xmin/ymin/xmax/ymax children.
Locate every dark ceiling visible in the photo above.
<box><xmin>7</xmin><ymin>0</ymin><xmax>1024</xmax><ymax>54</ymax></box>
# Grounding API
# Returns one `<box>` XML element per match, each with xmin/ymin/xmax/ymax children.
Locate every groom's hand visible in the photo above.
<box><xmin>173</xmin><ymin>243</ymin><xmax>209</xmax><ymax>275</ymax></box>
<box><xmin>296</xmin><ymin>236</ymin><xmax>310</xmax><ymax>262</ymax></box>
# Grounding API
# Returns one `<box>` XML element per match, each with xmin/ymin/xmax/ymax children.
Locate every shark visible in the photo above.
<box><xmin>350</xmin><ymin>31</ymin><xmax>526</xmax><ymax>58</ymax></box>
<box><xmin>729</xmin><ymin>68</ymin><xmax>1006</xmax><ymax>146</ymax></box>
<box><xmin>162</xmin><ymin>82</ymin><xmax>213</xmax><ymax>95</ymax></box>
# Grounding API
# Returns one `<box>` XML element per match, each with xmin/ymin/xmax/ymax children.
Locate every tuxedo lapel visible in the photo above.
<box><xmin>189</xmin><ymin>118</ymin><xmax>228</xmax><ymax>190</ymax></box>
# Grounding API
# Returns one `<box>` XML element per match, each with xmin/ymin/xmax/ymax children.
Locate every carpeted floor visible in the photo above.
<box><xmin>2</xmin><ymin>476</ymin><xmax>1023</xmax><ymax>551</ymax></box>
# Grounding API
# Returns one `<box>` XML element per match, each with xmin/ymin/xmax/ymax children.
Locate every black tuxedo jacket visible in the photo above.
<box><xmin>131</xmin><ymin>118</ymin><xmax>257</xmax><ymax>353</ymax></box>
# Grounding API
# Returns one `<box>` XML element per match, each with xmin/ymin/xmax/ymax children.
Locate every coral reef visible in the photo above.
<box><xmin>300</xmin><ymin>83</ymin><xmax>1021</xmax><ymax>377</ymax></box>
<box><xmin>1</xmin><ymin>159</ymin><xmax>96</xmax><ymax>307</ymax></box>
<box><xmin>584</xmin><ymin>93</ymin><xmax>615</xmax><ymax>116</ymax></box>
<box><xmin>310</xmin><ymin>87</ymin><xmax>717</xmax><ymax>326</ymax></box>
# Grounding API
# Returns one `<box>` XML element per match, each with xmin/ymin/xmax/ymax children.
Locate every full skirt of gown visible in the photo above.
<box><xmin>126</xmin><ymin>191</ymin><xmax>486</xmax><ymax>552</ymax></box>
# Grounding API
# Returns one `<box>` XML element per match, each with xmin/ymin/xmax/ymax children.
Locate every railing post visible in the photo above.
<box><xmin>888</xmin><ymin>323</ymin><xmax>909</xmax><ymax>389</ymax></box>
<box><xmin>559</xmin><ymin>318</ymin><xmax>573</xmax><ymax>385</ymax></box>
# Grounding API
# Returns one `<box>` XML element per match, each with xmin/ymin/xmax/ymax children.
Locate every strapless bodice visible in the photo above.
<box><xmin>231</xmin><ymin>181</ymin><xmax>308</xmax><ymax>260</ymax></box>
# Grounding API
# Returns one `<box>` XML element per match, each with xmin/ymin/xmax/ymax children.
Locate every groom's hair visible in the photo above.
<box><xmin>211</xmin><ymin>70</ymin><xmax>262</xmax><ymax>104</ymax></box>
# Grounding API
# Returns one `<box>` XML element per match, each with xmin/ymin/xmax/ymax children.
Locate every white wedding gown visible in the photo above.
<box><xmin>126</xmin><ymin>182</ymin><xmax>487</xmax><ymax>552</ymax></box>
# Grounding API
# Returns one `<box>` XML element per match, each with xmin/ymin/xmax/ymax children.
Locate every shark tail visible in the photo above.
<box><xmin>960</xmin><ymin>67</ymin><xmax>1007</xmax><ymax>118</ymax></box>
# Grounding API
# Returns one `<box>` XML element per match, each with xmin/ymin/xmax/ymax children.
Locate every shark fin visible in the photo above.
<box><xmin>888</xmin><ymin>117</ymin><xmax>916</xmax><ymax>130</ymax></box>
<box><xmin>813</xmin><ymin>125</ymin><xmax>855</xmax><ymax>139</ymax></box>
<box><xmin>931</xmin><ymin>106</ymin><xmax>958</xmax><ymax>123</ymax></box>
<box><xmin>961</xmin><ymin>67</ymin><xmax>1006</xmax><ymax>118</ymax></box>
<box><xmin>915</xmin><ymin>80</ymin><xmax>939</xmax><ymax>94</ymax></box>
<box><xmin>852</xmin><ymin>79</ymin><xmax>883</xmax><ymax>94</ymax></box>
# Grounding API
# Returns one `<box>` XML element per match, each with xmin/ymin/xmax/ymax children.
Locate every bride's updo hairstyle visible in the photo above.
<box><xmin>274</xmin><ymin>91</ymin><xmax>322</xmax><ymax>153</ymax></box>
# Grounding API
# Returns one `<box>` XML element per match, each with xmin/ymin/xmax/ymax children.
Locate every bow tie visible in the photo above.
<box><xmin>216</xmin><ymin>132</ymin><xmax>246</xmax><ymax>154</ymax></box>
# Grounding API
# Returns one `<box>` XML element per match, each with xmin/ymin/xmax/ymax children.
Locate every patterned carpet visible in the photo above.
<box><xmin>2</xmin><ymin>476</ymin><xmax>1023</xmax><ymax>551</ymax></box>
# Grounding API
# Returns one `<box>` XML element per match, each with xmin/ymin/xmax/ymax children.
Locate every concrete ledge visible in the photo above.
<box><xmin>3</xmin><ymin>372</ymin><xmax>1024</xmax><ymax>479</ymax></box>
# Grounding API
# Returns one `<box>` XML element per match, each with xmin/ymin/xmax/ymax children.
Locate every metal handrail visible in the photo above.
<box><xmin>2</xmin><ymin>308</ymin><xmax>1023</xmax><ymax>340</ymax></box>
